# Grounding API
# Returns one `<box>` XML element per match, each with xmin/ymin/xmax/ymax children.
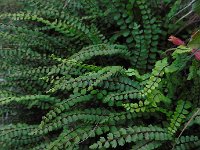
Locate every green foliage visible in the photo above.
<box><xmin>193</xmin><ymin>0</ymin><xmax>200</xmax><ymax>15</ymax></box>
<box><xmin>174</xmin><ymin>135</ymin><xmax>200</xmax><ymax>150</ymax></box>
<box><xmin>168</xmin><ymin>100</ymin><xmax>191</xmax><ymax>135</ymax></box>
<box><xmin>89</xmin><ymin>125</ymin><xmax>172</xmax><ymax>149</ymax></box>
<box><xmin>0</xmin><ymin>0</ymin><xmax>200</xmax><ymax>150</ymax></box>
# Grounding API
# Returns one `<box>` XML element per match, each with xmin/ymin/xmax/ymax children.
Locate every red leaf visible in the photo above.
<box><xmin>168</xmin><ymin>35</ymin><xmax>185</xmax><ymax>46</ymax></box>
<box><xmin>192</xmin><ymin>49</ymin><xmax>200</xmax><ymax>61</ymax></box>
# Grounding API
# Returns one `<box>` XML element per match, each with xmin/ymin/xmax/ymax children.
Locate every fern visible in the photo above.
<box><xmin>0</xmin><ymin>0</ymin><xmax>200</xmax><ymax>150</ymax></box>
<box><xmin>89</xmin><ymin>125</ymin><xmax>172</xmax><ymax>149</ymax></box>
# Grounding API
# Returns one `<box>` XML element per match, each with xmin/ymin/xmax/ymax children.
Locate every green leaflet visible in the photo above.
<box><xmin>188</xmin><ymin>30</ymin><xmax>200</xmax><ymax>50</ymax></box>
<box><xmin>193</xmin><ymin>0</ymin><xmax>200</xmax><ymax>15</ymax></box>
<box><xmin>131</xmin><ymin>140</ymin><xmax>163</xmax><ymax>150</ymax></box>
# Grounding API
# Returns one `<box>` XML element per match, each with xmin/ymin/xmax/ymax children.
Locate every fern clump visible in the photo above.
<box><xmin>1</xmin><ymin>0</ymin><xmax>200</xmax><ymax>150</ymax></box>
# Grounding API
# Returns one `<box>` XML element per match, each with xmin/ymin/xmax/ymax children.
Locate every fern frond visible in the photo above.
<box><xmin>168</xmin><ymin>100</ymin><xmax>192</xmax><ymax>135</ymax></box>
<box><xmin>90</xmin><ymin>125</ymin><xmax>172</xmax><ymax>149</ymax></box>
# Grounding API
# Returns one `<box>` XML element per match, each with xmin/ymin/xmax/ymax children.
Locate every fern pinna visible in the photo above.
<box><xmin>0</xmin><ymin>0</ymin><xmax>200</xmax><ymax>149</ymax></box>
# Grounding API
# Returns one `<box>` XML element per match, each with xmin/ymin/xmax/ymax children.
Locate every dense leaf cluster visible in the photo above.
<box><xmin>0</xmin><ymin>0</ymin><xmax>200</xmax><ymax>149</ymax></box>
